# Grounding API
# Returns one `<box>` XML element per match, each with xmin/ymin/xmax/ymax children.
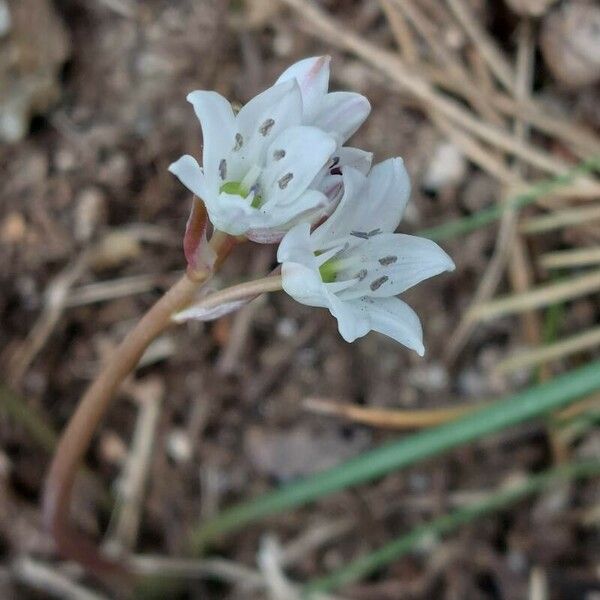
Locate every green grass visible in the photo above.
<box><xmin>303</xmin><ymin>459</ymin><xmax>600</xmax><ymax>596</ymax></box>
<box><xmin>190</xmin><ymin>358</ymin><xmax>600</xmax><ymax>552</ymax></box>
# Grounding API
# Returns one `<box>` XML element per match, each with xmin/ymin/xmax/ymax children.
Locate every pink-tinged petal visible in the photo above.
<box><xmin>186</xmin><ymin>91</ymin><xmax>236</xmax><ymax>191</ymax></box>
<box><xmin>169</xmin><ymin>155</ymin><xmax>209</xmax><ymax>199</ymax></box>
<box><xmin>173</xmin><ymin>298</ymin><xmax>250</xmax><ymax>323</ymax></box>
<box><xmin>276</xmin><ymin>56</ymin><xmax>331</xmax><ymax>122</ymax></box>
<box><xmin>312</xmin><ymin>92</ymin><xmax>371</xmax><ymax>143</ymax></box>
<box><xmin>182</xmin><ymin>197</ymin><xmax>216</xmax><ymax>274</ymax></box>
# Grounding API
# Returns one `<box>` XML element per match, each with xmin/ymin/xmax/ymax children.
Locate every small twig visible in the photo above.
<box><xmin>445</xmin><ymin>0</ymin><xmax>516</xmax><ymax>92</ymax></box>
<box><xmin>520</xmin><ymin>205</ymin><xmax>600</xmax><ymax>234</ymax></box>
<box><xmin>304</xmin><ymin>397</ymin><xmax>483</xmax><ymax>429</ymax></box>
<box><xmin>103</xmin><ymin>378</ymin><xmax>164</xmax><ymax>555</ymax></box>
<box><xmin>539</xmin><ymin>247</ymin><xmax>600</xmax><ymax>270</ymax></box>
<box><xmin>278</xmin><ymin>0</ymin><xmax>573</xmax><ymax>175</ymax></box>
<box><xmin>378</xmin><ymin>0</ymin><xmax>418</xmax><ymax>64</ymax></box>
<box><xmin>468</xmin><ymin>269</ymin><xmax>600</xmax><ymax>323</ymax></box>
<box><xmin>65</xmin><ymin>272</ymin><xmax>181</xmax><ymax>307</ymax></box>
<box><xmin>495</xmin><ymin>326</ymin><xmax>600</xmax><ymax>375</ymax></box>
<box><xmin>12</xmin><ymin>556</ymin><xmax>108</xmax><ymax>600</ymax></box>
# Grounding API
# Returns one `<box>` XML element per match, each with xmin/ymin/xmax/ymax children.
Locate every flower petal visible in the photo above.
<box><xmin>326</xmin><ymin>292</ymin><xmax>370</xmax><ymax>342</ymax></box>
<box><xmin>359</xmin><ymin>297</ymin><xmax>424</xmax><ymax>355</ymax></box>
<box><xmin>313</xmin><ymin>92</ymin><xmax>371</xmax><ymax>143</ymax></box>
<box><xmin>235</xmin><ymin>79</ymin><xmax>303</xmax><ymax>167</ymax></box>
<box><xmin>281</xmin><ymin>261</ymin><xmax>328</xmax><ymax>308</ymax></box>
<box><xmin>312</xmin><ymin>166</ymin><xmax>368</xmax><ymax>244</ymax></box>
<box><xmin>337</xmin><ymin>147</ymin><xmax>373</xmax><ymax>174</ymax></box>
<box><xmin>186</xmin><ymin>90</ymin><xmax>237</xmax><ymax>193</ymax></box>
<box><xmin>168</xmin><ymin>155</ymin><xmax>209</xmax><ymax>200</ymax></box>
<box><xmin>276</xmin><ymin>56</ymin><xmax>331</xmax><ymax>122</ymax></box>
<box><xmin>261</xmin><ymin>126</ymin><xmax>336</xmax><ymax>207</ymax></box>
<box><xmin>277</xmin><ymin>222</ymin><xmax>315</xmax><ymax>266</ymax></box>
<box><xmin>337</xmin><ymin>233</ymin><xmax>455</xmax><ymax>299</ymax></box>
<box><xmin>347</xmin><ymin>157</ymin><xmax>411</xmax><ymax>234</ymax></box>
<box><xmin>208</xmin><ymin>191</ymin><xmax>260</xmax><ymax>235</ymax></box>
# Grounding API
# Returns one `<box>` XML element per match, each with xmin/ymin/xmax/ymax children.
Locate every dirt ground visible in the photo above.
<box><xmin>1</xmin><ymin>0</ymin><xmax>599</xmax><ymax>598</ymax></box>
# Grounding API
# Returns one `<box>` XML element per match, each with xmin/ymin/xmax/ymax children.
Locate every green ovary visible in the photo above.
<box><xmin>220</xmin><ymin>181</ymin><xmax>263</xmax><ymax>208</ymax></box>
<box><xmin>319</xmin><ymin>257</ymin><xmax>338</xmax><ymax>283</ymax></box>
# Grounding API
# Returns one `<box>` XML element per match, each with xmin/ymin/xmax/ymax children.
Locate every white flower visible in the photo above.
<box><xmin>277</xmin><ymin>159</ymin><xmax>455</xmax><ymax>354</ymax></box>
<box><xmin>169</xmin><ymin>57</ymin><xmax>371</xmax><ymax>242</ymax></box>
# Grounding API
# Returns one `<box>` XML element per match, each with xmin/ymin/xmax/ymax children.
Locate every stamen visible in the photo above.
<box><xmin>370</xmin><ymin>276</ymin><xmax>388</xmax><ymax>291</ymax></box>
<box><xmin>273</xmin><ymin>149</ymin><xmax>286</xmax><ymax>161</ymax></box>
<box><xmin>355</xmin><ymin>269</ymin><xmax>368</xmax><ymax>281</ymax></box>
<box><xmin>218</xmin><ymin>159</ymin><xmax>227</xmax><ymax>181</ymax></box>
<box><xmin>378</xmin><ymin>255</ymin><xmax>397</xmax><ymax>266</ymax></box>
<box><xmin>259</xmin><ymin>118</ymin><xmax>275</xmax><ymax>136</ymax></box>
<box><xmin>278</xmin><ymin>173</ymin><xmax>294</xmax><ymax>189</ymax></box>
<box><xmin>233</xmin><ymin>133</ymin><xmax>243</xmax><ymax>151</ymax></box>
<box><xmin>240</xmin><ymin>164</ymin><xmax>262</xmax><ymax>193</ymax></box>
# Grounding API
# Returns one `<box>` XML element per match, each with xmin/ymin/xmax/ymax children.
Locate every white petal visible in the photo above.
<box><xmin>338</xmin><ymin>233</ymin><xmax>455</xmax><ymax>299</ymax></box>
<box><xmin>360</xmin><ymin>297</ymin><xmax>424</xmax><ymax>355</ymax></box>
<box><xmin>312</xmin><ymin>92</ymin><xmax>371</xmax><ymax>143</ymax></box>
<box><xmin>264</xmin><ymin>189</ymin><xmax>328</xmax><ymax>228</ymax></box>
<box><xmin>277</xmin><ymin>222</ymin><xmax>315</xmax><ymax>266</ymax></box>
<box><xmin>281</xmin><ymin>261</ymin><xmax>328</xmax><ymax>308</ymax></box>
<box><xmin>276</xmin><ymin>56</ymin><xmax>330</xmax><ymax>122</ymax></box>
<box><xmin>326</xmin><ymin>292</ymin><xmax>370</xmax><ymax>342</ymax></box>
<box><xmin>235</xmin><ymin>79</ymin><xmax>303</xmax><ymax>166</ymax></box>
<box><xmin>337</xmin><ymin>147</ymin><xmax>373</xmax><ymax>174</ymax></box>
<box><xmin>208</xmin><ymin>192</ymin><xmax>258</xmax><ymax>235</ymax></box>
<box><xmin>186</xmin><ymin>91</ymin><xmax>236</xmax><ymax>191</ymax></box>
<box><xmin>312</xmin><ymin>166</ymin><xmax>368</xmax><ymax>244</ymax></box>
<box><xmin>261</xmin><ymin>126</ymin><xmax>336</xmax><ymax>207</ymax></box>
<box><xmin>169</xmin><ymin>155</ymin><xmax>209</xmax><ymax>200</ymax></box>
<box><xmin>361</xmin><ymin>158</ymin><xmax>411</xmax><ymax>233</ymax></box>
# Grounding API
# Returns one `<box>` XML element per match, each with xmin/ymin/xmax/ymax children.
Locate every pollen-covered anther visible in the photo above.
<box><xmin>278</xmin><ymin>173</ymin><xmax>294</xmax><ymax>189</ymax></box>
<box><xmin>378</xmin><ymin>255</ymin><xmax>397</xmax><ymax>266</ymax></box>
<box><xmin>233</xmin><ymin>133</ymin><xmax>243</xmax><ymax>151</ymax></box>
<box><xmin>370</xmin><ymin>275</ymin><xmax>389</xmax><ymax>291</ymax></box>
<box><xmin>355</xmin><ymin>268</ymin><xmax>368</xmax><ymax>281</ymax></box>
<box><xmin>273</xmin><ymin>149</ymin><xmax>286</xmax><ymax>161</ymax></box>
<box><xmin>259</xmin><ymin>118</ymin><xmax>275</xmax><ymax>136</ymax></box>
<box><xmin>219</xmin><ymin>159</ymin><xmax>227</xmax><ymax>180</ymax></box>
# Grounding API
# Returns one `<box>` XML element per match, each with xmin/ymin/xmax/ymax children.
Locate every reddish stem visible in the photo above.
<box><xmin>42</xmin><ymin>232</ymin><xmax>234</xmax><ymax>582</ymax></box>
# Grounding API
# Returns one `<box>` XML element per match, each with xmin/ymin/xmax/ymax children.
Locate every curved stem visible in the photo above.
<box><xmin>42</xmin><ymin>232</ymin><xmax>234</xmax><ymax>581</ymax></box>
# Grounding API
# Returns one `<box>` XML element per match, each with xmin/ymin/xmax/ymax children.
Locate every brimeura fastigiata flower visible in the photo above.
<box><xmin>277</xmin><ymin>159</ymin><xmax>455</xmax><ymax>354</ymax></box>
<box><xmin>169</xmin><ymin>56</ymin><xmax>371</xmax><ymax>243</ymax></box>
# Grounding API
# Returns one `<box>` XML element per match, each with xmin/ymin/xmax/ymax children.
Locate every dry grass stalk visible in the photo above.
<box><xmin>539</xmin><ymin>247</ymin><xmax>600</xmax><ymax>269</ymax></box>
<box><xmin>496</xmin><ymin>326</ymin><xmax>600</xmax><ymax>374</ymax></box>
<box><xmin>469</xmin><ymin>268</ymin><xmax>600</xmax><ymax>322</ymax></box>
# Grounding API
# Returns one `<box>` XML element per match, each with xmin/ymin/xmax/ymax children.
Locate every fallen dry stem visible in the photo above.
<box><xmin>539</xmin><ymin>247</ymin><xmax>600</xmax><ymax>270</ymax></box>
<box><xmin>496</xmin><ymin>326</ymin><xmax>600</xmax><ymax>375</ymax></box>
<box><xmin>304</xmin><ymin>397</ymin><xmax>483</xmax><ymax>429</ymax></box>
<box><xmin>469</xmin><ymin>269</ymin><xmax>600</xmax><ymax>322</ymax></box>
<box><xmin>278</xmin><ymin>0</ymin><xmax>572</xmax><ymax>175</ymax></box>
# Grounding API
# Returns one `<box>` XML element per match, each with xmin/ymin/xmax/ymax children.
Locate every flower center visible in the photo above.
<box><xmin>219</xmin><ymin>164</ymin><xmax>263</xmax><ymax>208</ymax></box>
<box><xmin>318</xmin><ymin>255</ymin><xmax>339</xmax><ymax>283</ymax></box>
